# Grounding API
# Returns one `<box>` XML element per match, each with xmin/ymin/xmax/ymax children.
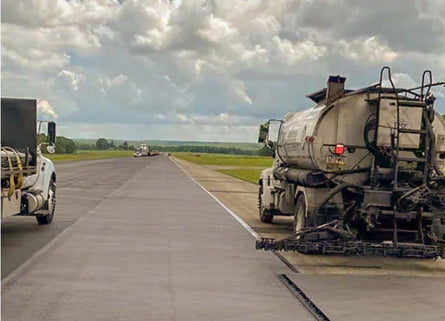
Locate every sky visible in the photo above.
<box><xmin>2</xmin><ymin>0</ymin><xmax>445</xmax><ymax>142</ymax></box>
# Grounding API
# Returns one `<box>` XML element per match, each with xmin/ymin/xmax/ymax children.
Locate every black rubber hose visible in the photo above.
<box><xmin>363</xmin><ymin>114</ymin><xmax>379</xmax><ymax>155</ymax></box>
<box><xmin>312</xmin><ymin>183</ymin><xmax>362</xmax><ymax>215</ymax></box>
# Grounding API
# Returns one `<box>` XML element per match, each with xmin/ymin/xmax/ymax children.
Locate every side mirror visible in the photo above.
<box><xmin>48</xmin><ymin>122</ymin><xmax>56</xmax><ymax>145</ymax></box>
<box><xmin>258</xmin><ymin>123</ymin><xmax>269</xmax><ymax>143</ymax></box>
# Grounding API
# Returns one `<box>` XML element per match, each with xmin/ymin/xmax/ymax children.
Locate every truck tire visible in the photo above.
<box><xmin>293</xmin><ymin>195</ymin><xmax>306</xmax><ymax>233</ymax></box>
<box><xmin>258</xmin><ymin>185</ymin><xmax>274</xmax><ymax>223</ymax></box>
<box><xmin>36</xmin><ymin>178</ymin><xmax>56</xmax><ymax>225</ymax></box>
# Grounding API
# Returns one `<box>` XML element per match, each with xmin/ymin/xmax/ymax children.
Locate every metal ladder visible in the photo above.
<box><xmin>378</xmin><ymin>67</ymin><xmax>434</xmax><ymax>245</ymax></box>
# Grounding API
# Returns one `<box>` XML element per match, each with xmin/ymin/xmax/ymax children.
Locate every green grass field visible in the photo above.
<box><xmin>173</xmin><ymin>152</ymin><xmax>273</xmax><ymax>184</ymax></box>
<box><xmin>172</xmin><ymin>152</ymin><xmax>273</xmax><ymax>167</ymax></box>
<box><xmin>217</xmin><ymin>168</ymin><xmax>264</xmax><ymax>184</ymax></box>
<box><xmin>45</xmin><ymin>150</ymin><xmax>133</xmax><ymax>162</ymax></box>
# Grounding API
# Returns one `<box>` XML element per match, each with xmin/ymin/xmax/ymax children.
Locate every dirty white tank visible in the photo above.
<box><xmin>277</xmin><ymin>91</ymin><xmax>445</xmax><ymax>175</ymax></box>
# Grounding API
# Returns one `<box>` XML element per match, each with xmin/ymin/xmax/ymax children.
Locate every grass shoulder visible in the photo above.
<box><xmin>216</xmin><ymin>168</ymin><xmax>264</xmax><ymax>184</ymax></box>
<box><xmin>173</xmin><ymin>152</ymin><xmax>273</xmax><ymax>184</ymax></box>
<box><xmin>172</xmin><ymin>152</ymin><xmax>273</xmax><ymax>167</ymax></box>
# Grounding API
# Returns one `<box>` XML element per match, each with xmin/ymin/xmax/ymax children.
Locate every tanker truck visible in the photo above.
<box><xmin>256</xmin><ymin>67</ymin><xmax>445</xmax><ymax>258</ymax></box>
<box><xmin>1</xmin><ymin>98</ymin><xmax>57</xmax><ymax>225</ymax></box>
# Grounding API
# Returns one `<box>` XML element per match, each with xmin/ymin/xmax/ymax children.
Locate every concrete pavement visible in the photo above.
<box><xmin>2</xmin><ymin>157</ymin><xmax>150</xmax><ymax>278</ymax></box>
<box><xmin>174</xmin><ymin>157</ymin><xmax>445</xmax><ymax>277</ymax></box>
<box><xmin>173</xmin><ymin>157</ymin><xmax>445</xmax><ymax>321</ymax></box>
<box><xmin>288</xmin><ymin>273</ymin><xmax>445</xmax><ymax>321</ymax></box>
<box><xmin>4</xmin><ymin>156</ymin><xmax>445</xmax><ymax>321</ymax></box>
<box><xmin>2</xmin><ymin>156</ymin><xmax>312</xmax><ymax>321</ymax></box>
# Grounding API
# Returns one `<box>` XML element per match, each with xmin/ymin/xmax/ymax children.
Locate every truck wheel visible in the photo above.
<box><xmin>293</xmin><ymin>195</ymin><xmax>306</xmax><ymax>233</ymax></box>
<box><xmin>258</xmin><ymin>185</ymin><xmax>274</xmax><ymax>223</ymax></box>
<box><xmin>36</xmin><ymin>178</ymin><xmax>56</xmax><ymax>225</ymax></box>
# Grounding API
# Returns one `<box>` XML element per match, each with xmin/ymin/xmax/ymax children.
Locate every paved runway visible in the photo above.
<box><xmin>2</xmin><ymin>157</ymin><xmax>150</xmax><ymax>278</ymax></box>
<box><xmin>2</xmin><ymin>156</ymin><xmax>312</xmax><ymax>321</ymax></box>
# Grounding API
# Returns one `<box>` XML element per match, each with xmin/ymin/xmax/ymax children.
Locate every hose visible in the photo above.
<box><xmin>396</xmin><ymin>184</ymin><xmax>427</xmax><ymax>209</ymax></box>
<box><xmin>312</xmin><ymin>183</ymin><xmax>363</xmax><ymax>215</ymax></box>
<box><xmin>364</xmin><ymin>114</ymin><xmax>379</xmax><ymax>155</ymax></box>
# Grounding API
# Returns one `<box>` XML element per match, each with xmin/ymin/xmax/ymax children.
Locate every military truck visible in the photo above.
<box><xmin>256</xmin><ymin>67</ymin><xmax>445</xmax><ymax>257</ymax></box>
<box><xmin>1</xmin><ymin>98</ymin><xmax>57</xmax><ymax>225</ymax></box>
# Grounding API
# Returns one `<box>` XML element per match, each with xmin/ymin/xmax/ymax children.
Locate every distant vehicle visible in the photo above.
<box><xmin>133</xmin><ymin>144</ymin><xmax>150</xmax><ymax>157</ymax></box>
<box><xmin>1</xmin><ymin>98</ymin><xmax>57</xmax><ymax>225</ymax></box>
<box><xmin>256</xmin><ymin>67</ymin><xmax>445</xmax><ymax>258</ymax></box>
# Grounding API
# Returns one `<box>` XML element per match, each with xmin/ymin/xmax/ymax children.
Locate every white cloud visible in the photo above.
<box><xmin>240</xmin><ymin>45</ymin><xmax>270</xmax><ymax>66</ymax></box>
<box><xmin>338</xmin><ymin>37</ymin><xmax>398</xmax><ymax>63</ymax></box>
<box><xmin>37</xmin><ymin>100</ymin><xmax>58</xmax><ymax>119</ymax></box>
<box><xmin>194</xmin><ymin>59</ymin><xmax>207</xmax><ymax>75</ymax></box>
<box><xmin>2</xmin><ymin>46</ymin><xmax>70</xmax><ymax>71</ymax></box>
<box><xmin>58</xmin><ymin>121</ymin><xmax>259</xmax><ymax>142</ymax></box>
<box><xmin>391</xmin><ymin>73</ymin><xmax>417</xmax><ymax>89</ymax></box>
<box><xmin>232</xmin><ymin>83</ymin><xmax>253</xmax><ymax>105</ymax></box>
<box><xmin>196</xmin><ymin>15</ymin><xmax>238</xmax><ymax>43</ymax></box>
<box><xmin>100</xmin><ymin>74</ymin><xmax>129</xmax><ymax>88</ymax></box>
<box><xmin>272</xmin><ymin>36</ymin><xmax>327</xmax><ymax>63</ymax></box>
<box><xmin>1</xmin><ymin>0</ymin><xmax>119</xmax><ymax>27</ymax></box>
<box><xmin>2</xmin><ymin>0</ymin><xmax>445</xmax><ymax>140</ymax></box>
<box><xmin>154</xmin><ymin>114</ymin><xmax>167</xmax><ymax>120</ymax></box>
<box><xmin>57</xmin><ymin>70</ymin><xmax>86</xmax><ymax>92</ymax></box>
<box><xmin>175</xmin><ymin>113</ymin><xmax>190</xmax><ymax>123</ymax></box>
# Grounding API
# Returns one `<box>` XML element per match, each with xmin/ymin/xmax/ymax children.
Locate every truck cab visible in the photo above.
<box><xmin>1</xmin><ymin>98</ymin><xmax>57</xmax><ymax>225</ymax></box>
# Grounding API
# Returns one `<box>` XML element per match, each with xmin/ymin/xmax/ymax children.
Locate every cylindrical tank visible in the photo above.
<box><xmin>277</xmin><ymin>92</ymin><xmax>376</xmax><ymax>173</ymax></box>
<box><xmin>276</xmin><ymin>91</ymin><xmax>445</xmax><ymax>183</ymax></box>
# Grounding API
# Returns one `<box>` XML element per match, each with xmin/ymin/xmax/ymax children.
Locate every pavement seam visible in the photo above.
<box><xmin>169</xmin><ymin>157</ymin><xmax>260</xmax><ymax>240</ymax></box>
<box><xmin>278</xmin><ymin>274</ymin><xmax>331</xmax><ymax>321</ymax></box>
<box><xmin>2</xmin><ymin>158</ymin><xmax>154</xmax><ymax>288</ymax></box>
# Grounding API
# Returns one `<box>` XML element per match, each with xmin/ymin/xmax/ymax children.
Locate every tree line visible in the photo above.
<box><xmin>38</xmin><ymin>135</ymin><xmax>273</xmax><ymax>156</ymax></box>
<box><xmin>38</xmin><ymin>115</ymin><xmax>445</xmax><ymax>155</ymax></box>
<box><xmin>38</xmin><ymin>134</ymin><xmax>77</xmax><ymax>154</ymax></box>
<box><xmin>77</xmin><ymin>138</ymin><xmax>273</xmax><ymax>156</ymax></box>
<box><xmin>77</xmin><ymin>138</ymin><xmax>134</xmax><ymax>151</ymax></box>
<box><xmin>153</xmin><ymin>145</ymin><xmax>273</xmax><ymax>156</ymax></box>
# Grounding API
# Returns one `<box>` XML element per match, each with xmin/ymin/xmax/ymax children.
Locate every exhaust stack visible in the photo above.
<box><xmin>326</xmin><ymin>75</ymin><xmax>346</xmax><ymax>104</ymax></box>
